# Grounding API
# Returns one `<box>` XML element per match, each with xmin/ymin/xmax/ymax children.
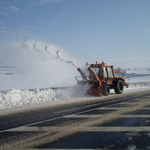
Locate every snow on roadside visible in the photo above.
<box><xmin>126</xmin><ymin>68</ymin><xmax>150</xmax><ymax>75</ymax></box>
<box><xmin>0</xmin><ymin>88</ymin><xmax>69</xmax><ymax>110</ymax></box>
<box><xmin>125</xmin><ymin>82</ymin><xmax>150</xmax><ymax>91</ymax></box>
<box><xmin>126</xmin><ymin>76</ymin><xmax>150</xmax><ymax>83</ymax></box>
<box><xmin>0</xmin><ymin>82</ymin><xmax>150</xmax><ymax>110</ymax></box>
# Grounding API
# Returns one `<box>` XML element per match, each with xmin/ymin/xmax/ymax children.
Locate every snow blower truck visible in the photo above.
<box><xmin>75</xmin><ymin>61</ymin><xmax>129</xmax><ymax>96</ymax></box>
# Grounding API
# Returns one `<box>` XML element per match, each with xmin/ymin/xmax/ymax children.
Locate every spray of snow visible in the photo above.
<box><xmin>56</xmin><ymin>50</ymin><xmax>78</xmax><ymax>68</ymax></box>
<box><xmin>0</xmin><ymin>39</ymin><xmax>80</xmax><ymax>90</ymax></box>
<box><xmin>45</xmin><ymin>45</ymin><xmax>78</xmax><ymax>68</ymax></box>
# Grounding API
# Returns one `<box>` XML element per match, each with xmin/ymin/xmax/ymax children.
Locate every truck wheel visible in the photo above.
<box><xmin>114</xmin><ymin>80</ymin><xmax>124</xmax><ymax>94</ymax></box>
<box><xmin>104</xmin><ymin>85</ymin><xmax>110</xmax><ymax>96</ymax></box>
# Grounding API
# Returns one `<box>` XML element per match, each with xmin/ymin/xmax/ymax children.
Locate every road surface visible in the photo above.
<box><xmin>0</xmin><ymin>89</ymin><xmax>150</xmax><ymax>149</ymax></box>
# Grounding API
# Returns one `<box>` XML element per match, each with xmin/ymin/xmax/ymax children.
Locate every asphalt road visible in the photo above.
<box><xmin>0</xmin><ymin>89</ymin><xmax>150</xmax><ymax>149</ymax></box>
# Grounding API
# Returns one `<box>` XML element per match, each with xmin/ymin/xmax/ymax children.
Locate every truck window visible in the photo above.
<box><xmin>92</xmin><ymin>67</ymin><xmax>99</xmax><ymax>75</ymax></box>
<box><xmin>115</xmin><ymin>72</ymin><xmax>123</xmax><ymax>78</ymax></box>
<box><xmin>92</xmin><ymin>67</ymin><xmax>103</xmax><ymax>77</ymax></box>
<box><xmin>107</xmin><ymin>67</ymin><xmax>113</xmax><ymax>78</ymax></box>
<box><xmin>103</xmin><ymin>67</ymin><xmax>107</xmax><ymax>78</ymax></box>
<box><xmin>99</xmin><ymin>67</ymin><xmax>103</xmax><ymax>77</ymax></box>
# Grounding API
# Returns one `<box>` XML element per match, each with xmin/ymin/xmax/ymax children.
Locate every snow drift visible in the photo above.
<box><xmin>0</xmin><ymin>82</ymin><xmax>150</xmax><ymax>110</ymax></box>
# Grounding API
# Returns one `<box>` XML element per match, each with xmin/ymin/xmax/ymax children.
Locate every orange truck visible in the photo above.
<box><xmin>75</xmin><ymin>61</ymin><xmax>129</xmax><ymax>96</ymax></box>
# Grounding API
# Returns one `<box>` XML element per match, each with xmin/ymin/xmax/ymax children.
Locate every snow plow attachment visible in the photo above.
<box><xmin>76</xmin><ymin>67</ymin><xmax>104</xmax><ymax>96</ymax></box>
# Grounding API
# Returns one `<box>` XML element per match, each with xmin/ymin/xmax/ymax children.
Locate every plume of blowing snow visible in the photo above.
<box><xmin>44</xmin><ymin>45</ymin><xmax>78</xmax><ymax>68</ymax></box>
<box><xmin>56</xmin><ymin>50</ymin><xmax>78</xmax><ymax>68</ymax></box>
<box><xmin>0</xmin><ymin>39</ymin><xmax>80</xmax><ymax>90</ymax></box>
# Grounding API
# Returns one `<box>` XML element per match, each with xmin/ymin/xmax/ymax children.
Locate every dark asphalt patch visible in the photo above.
<box><xmin>127</xmin><ymin>100</ymin><xmax>141</xmax><ymax>103</ymax></box>
<box><xmin>145</xmin><ymin>104</ymin><xmax>150</xmax><ymax>108</ymax></box>
<box><xmin>94</xmin><ymin>118</ymin><xmax>150</xmax><ymax>127</ymax></box>
<box><xmin>29</xmin><ymin>118</ymin><xmax>87</xmax><ymax>127</ymax></box>
<box><xmin>36</xmin><ymin>131</ymin><xmax>150</xmax><ymax>149</ymax></box>
<box><xmin>107</xmin><ymin>103</ymin><xmax>137</xmax><ymax>108</ymax></box>
<box><xmin>0</xmin><ymin>131</ymin><xmax>41</xmax><ymax>144</ymax></box>
<box><xmin>123</xmin><ymin>109</ymin><xmax>150</xmax><ymax>115</ymax></box>
<box><xmin>78</xmin><ymin>109</ymin><xmax>116</xmax><ymax>115</ymax></box>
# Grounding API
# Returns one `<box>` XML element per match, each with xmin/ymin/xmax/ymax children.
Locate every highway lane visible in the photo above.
<box><xmin>0</xmin><ymin>89</ymin><xmax>150</xmax><ymax>149</ymax></box>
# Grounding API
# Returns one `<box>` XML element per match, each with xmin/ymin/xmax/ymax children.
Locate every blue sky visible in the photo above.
<box><xmin>0</xmin><ymin>0</ymin><xmax>150</xmax><ymax>68</ymax></box>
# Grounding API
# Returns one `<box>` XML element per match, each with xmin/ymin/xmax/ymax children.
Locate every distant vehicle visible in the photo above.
<box><xmin>75</xmin><ymin>61</ymin><xmax>129</xmax><ymax>96</ymax></box>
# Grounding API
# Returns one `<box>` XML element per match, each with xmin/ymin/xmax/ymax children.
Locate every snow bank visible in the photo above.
<box><xmin>127</xmin><ymin>82</ymin><xmax>150</xmax><ymax>90</ymax></box>
<box><xmin>126</xmin><ymin>76</ymin><xmax>150</xmax><ymax>83</ymax></box>
<box><xmin>126</xmin><ymin>68</ymin><xmax>150</xmax><ymax>75</ymax></box>
<box><xmin>0</xmin><ymin>82</ymin><xmax>150</xmax><ymax>110</ymax></box>
<box><xmin>0</xmin><ymin>88</ymin><xmax>69</xmax><ymax>109</ymax></box>
<box><xmin>0</xmin><ymin>83</ymin><xmax>92</xmax><ymax>110</ymax></box>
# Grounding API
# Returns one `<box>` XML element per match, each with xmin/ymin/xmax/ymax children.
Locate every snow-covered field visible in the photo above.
<box><xmin>0</xmin><ymin>40</ymin><xmax>150</xmax><ymax>112</ymax></box>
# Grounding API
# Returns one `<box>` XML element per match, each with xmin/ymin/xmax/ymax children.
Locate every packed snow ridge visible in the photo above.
<box><xmin>0</xmin><ymin>82</ymin><xmax>150</xmax><ymax>110</ymax></box>
<box><xmin>0</xmin><ymin>88</ymin><xmax>69</xmax><ymax>109</ymax></box>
